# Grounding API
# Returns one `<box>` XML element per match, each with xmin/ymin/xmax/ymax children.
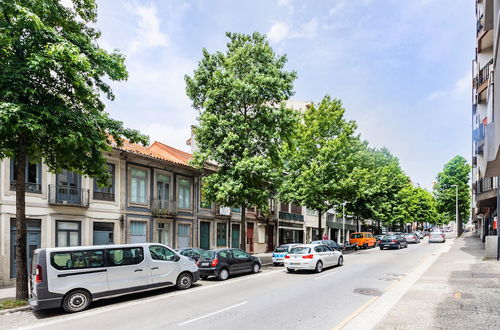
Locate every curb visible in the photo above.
<box><xmin>0</xmin><ymin>305</ymin><xmax>31</xmax><ymax>316</ymax></box>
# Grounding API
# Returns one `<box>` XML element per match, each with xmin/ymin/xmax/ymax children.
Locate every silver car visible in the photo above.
<box><xmin>403</xmin><ymin>233</ymin><xmax>419</xmax><ymax>244</ymax></box>
<box><xmin>284</xmin><ymin>244</ymin><xmax>343</xmax><ymax>273</ymax></box>
<box><xmin>429</xmin><ymin>232</ymin><xmax>446</xmax><ymax>243</ymax></box>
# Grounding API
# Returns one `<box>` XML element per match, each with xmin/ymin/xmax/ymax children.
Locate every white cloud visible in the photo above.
<box><xmin>137</xmin><ymin>122</ymin><xmax>192</xmax><ymax>152</ymax></box>
<box><xmin>126</xmin><ymin>3</ymin><xmax>168</xmax><ymax>53</ymax></box>
<box><xmin>294</xmin><ymin>18</ymin><xmax>319</xmax><ymax>39</ymax></box>
<box><xmin>267</xmin><ymin>22</ymin><xmax>290</xmax><ymax>43</ymax></box>
<box><xmin>267</xmin><ymin>18</ymin><xmax>318</xmax><ymax>43</ymax></box>
<box><xmin>277</xmin><ymin>0</ymin><xmax>294</xmax><ymax>13</ymax></box>
<box><xmin>328</xmin><ymin>0</ymin><xmax>346</xmax><ymax>16</ymax></box>
<box><xmin>426</xmin><ymin>72</ymin><xmax>471</xmax><ymax>101</ymax></box>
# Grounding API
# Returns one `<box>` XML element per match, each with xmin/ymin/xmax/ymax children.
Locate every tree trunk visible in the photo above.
<box><xmin>240</xmin><ymin>203</ymin><xmax>246</xmax><ymax>251</ymax></box>
<box><xmin>16</xmin><ymin>135</ymin><xmax>28</xmax><ymax>300</ymax></box>
<box><xmin>317</xmin><ymin>210</ymin><xmax>322</xmax><ymax>241</ymax></box>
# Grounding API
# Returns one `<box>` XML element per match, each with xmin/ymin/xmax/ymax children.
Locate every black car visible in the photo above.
<box><xmin>175</xmin><ymin>248</ymin><xmax>206</xmax><ymax>262</ymax></box>
<box><xmin>311</xmin><ymin>240</ymin><xmax>342</xmax><ymax>251</ymax></box>
<box><xmin>197</xmin><ymin>248</ymin><xmax>261</xmax><ymax>281</ymax></box>
<box><xmin>379</xmin><ymin>235</ymin><xmax>408</xmax><ymax>250</ymax></box>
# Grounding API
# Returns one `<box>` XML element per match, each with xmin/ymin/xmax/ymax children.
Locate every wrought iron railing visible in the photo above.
<box><xmin>477</xmin><ymin>14</ymin><xmax>484</xmax><ymax>34</ymax></box>
<box><xmin>151</xmin><ymin>199</ymin><xmax>177</xmax><ymax>217</ymax></box>
<box><xmin>48</xmin><ymin>185</ymin><xmax>89</xmax><ymax>207</ymax></box>
<box><xmin>279</xmin><ymin>211</ymin><xmax>304</xmax><ymax>221</ymax></box>
<box><xmin>477</xmin><ymin>59</ymin><xmax>493</xmax><ymax>88</ymax></box>
<box><xmin>10</xmin><ymin>181</ymin><xmax>42</xmax><ymax>194</ymax></box>
<box><xmin>476</xmin><ymin>177</ymin><xmax>497</xmax><ymax>194</ymax></box>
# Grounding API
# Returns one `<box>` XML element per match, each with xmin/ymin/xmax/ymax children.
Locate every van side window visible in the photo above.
<box><xmin>108</xmin><ymin>247</ymin><xmax>144</xmax><ymax>266</ymax></box>
<box><xmin>149</xmin><ymin>245</ymin><xmax>175</xmax><ymax>261</ymax></box>
<box><xmin>51</xmin><ymin>250</ymin><xmax>105</xmax><ymax>270</ymax></box>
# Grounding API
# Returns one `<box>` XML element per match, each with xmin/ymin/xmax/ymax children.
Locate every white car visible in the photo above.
<box><xmin>272</xmin><ymin>244</ymin><xmax>299</xmax><ymax>265</ymax></box>
<box><xmin>284</xmin><ymin>244</ymin><xmax>343</xmax><ymax>273</ymax></box>
<box><xmin>429</xmin><ymin>232</ymin><xmax>446</xmax><ymax>243</ymax></box>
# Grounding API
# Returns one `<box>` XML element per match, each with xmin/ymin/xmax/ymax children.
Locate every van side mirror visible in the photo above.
<box><xmin>174</xmin><ymin>254</ymin><xmax>180</xmax><ymax>262</ymax></box>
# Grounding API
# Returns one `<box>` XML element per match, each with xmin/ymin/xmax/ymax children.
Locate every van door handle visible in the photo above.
<box><xmin>151</xmin><ymin>267</ymin><xmax>159</xmax><ymax>270</ymax></box>
<box><xmin>134</xmin><ymin>269</ymin><xmax>143</xmax><ymax>272</ymax></box>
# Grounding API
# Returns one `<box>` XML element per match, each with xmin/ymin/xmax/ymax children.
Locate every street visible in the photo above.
<box><xmin>0</xmin><ymin>237</ymin><xmax>453</xmax><ymax>330</ymax></box>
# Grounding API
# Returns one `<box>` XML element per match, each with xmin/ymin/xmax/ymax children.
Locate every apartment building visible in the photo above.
<box><xmin>472</xmin><ymin>0</ymin><xmax>500</xmax><ymax>258</ymax></box>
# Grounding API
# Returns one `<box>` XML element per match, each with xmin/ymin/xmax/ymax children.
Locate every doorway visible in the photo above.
<box><xmin>200</xmin><ymin>222</ymin><xmax>210</xmax><ymax>250</ymax></box>
<box><xmin>231</xmin><ymin>224</ymin><xmax>240</xmax><ymax>248</ymax></box>
<box><xmin>247</xmin><ymin>223</ymin><xmax>254</xmax><ymax>253</ymax></box>
<box><xmin>10</xmin><ymin>219</ymin><xmax>41</xmax><ymax>278</ymax></box>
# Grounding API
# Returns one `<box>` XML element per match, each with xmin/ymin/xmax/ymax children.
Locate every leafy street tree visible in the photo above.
<box><xmin>186</xmin><ymin>32</ymin><xmax>297</xmax><ymax>250</ymax></box>
<box><xmin>280</xmin><ymin>96</ymin><xmax>358</xmax><ymax>240</ymax></box>
<box><xmin>0</xmin><ymin>0</ymin><xmax>147</xmax><ymax>299</ymax></box>
<box><xmin>433</xmin><ymin>155</ymin><xmax>471</xmax><ymax>235</ymax></box>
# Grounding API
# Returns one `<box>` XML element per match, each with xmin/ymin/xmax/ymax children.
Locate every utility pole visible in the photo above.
<box><xmin>342</xmin><ymin>201</ymin><xmax>350</xmax><ymax>244</ymax></box>
<box><xmin>452</xmin><ymin>184</ymin><xmax>459</xmax><ymax>236</ymax></box>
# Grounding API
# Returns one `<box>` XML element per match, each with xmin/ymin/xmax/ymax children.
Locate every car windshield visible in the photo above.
<box><xmin>289</xmin><ymin>247</ymin><xmax>311</xmax><ymax>254</ymax></box>
<box><xmin>275</xmin><ymin>246</ymin><xmax>289</xmax><ymax>253</ymax></box>
<box><xmin>351</xmin><ymin>234</ymin><xmax>362</xmax><ymax>238</ymax></box>
<box><xmin>200</xmin><ymin>250</ymin><xmax>216</xmax><ymax>259</ymax></box>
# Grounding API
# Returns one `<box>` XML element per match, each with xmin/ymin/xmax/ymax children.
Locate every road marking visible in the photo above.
<box><xmin>454</xmin><ymin>292</ymin><xmax>462</xmax><ymax>299</ymax></box>
<box><xmin>332</xmin><ymin>297</ymin><xmax>378</xmax><ymax>330</ymax></box>
<box><xmin>16</xmin><ymin>269</ymin><xmax>285</xmax><ymax>330</ymax></box>
<box><xmin>177</xmin><ymin>301</ymin><xmax>248</xmax><ymax>326</ymax></box>
<box><xmin>315</xmin><ymin>271</ymin><xmax>337</xmax><ymax>280</ymax></box>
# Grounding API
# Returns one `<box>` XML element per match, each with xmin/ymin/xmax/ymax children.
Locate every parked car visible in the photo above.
<box><xmin>29</xmin><ymin>243</ymin><xmax>199</xmax><ymax>313</ymax></box>
<box><xmin>375</xmin><ymin>235</ymin><xmax>384</xmax><ymax>246</ymax></box>
<box><xmin>284</xmin><ymin>244</ymin><xmax>343</xmax><ymax>273</ymax></box>
<box><xmin>403</xmin><ymin>233</ymin><xmax>419</xmax><ymax>244</ymax></box>
<box><xmin>310</xmin><ymin>240</ymin><xmax>342</xmax><ymax>251</ymax></box>
<box><xmin>429</xmin><ymin>232</ymin><xmax>446</xmax><ymax>243</ymax></box>
<box><xmin>414</xmin><ymin>231</ymin><xmax>425</xmax><ymax>239</ymax></box>
<box><xmin>272</xmin><ymin>244</ymin><xmax>299</xmax><ymax>266</ymax></box>
<box><xmin>349</xmin><ymin>232</ymin><xmax>377</xmax><ymax>249</ymax></box>
<box><xmin>379</xmin><ymin>235</ymin><xmax>408</xmax><ymax>250</ymax></box>
<box><xmin>342</xmin><ymin>241</ymin><xmax>359</xmax><ymax>251</ymax></box>
<box><xmin>197</xmin><ymin>248</ymin><xmax>261</xmax><ymax>281</ymax></box>
<box><xmin>175</xmin><ymin>247</ymin><xmax>206</xmax><ymax>262</ymax></box>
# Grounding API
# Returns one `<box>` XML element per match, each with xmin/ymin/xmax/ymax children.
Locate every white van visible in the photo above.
<box><xmin>29</xmin><ymin>243</ymin><xmax>199</xmax><ymax>312</ymax></box>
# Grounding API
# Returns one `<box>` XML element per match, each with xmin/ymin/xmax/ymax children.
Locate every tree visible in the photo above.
<box><xmin>280</xmin><ymin>96</ymin><xmax>358</xmax><ymax>240</ymax></box>
<box><xmin>0</xmin><ymin>0</ymin><xmax>147</xmax><ymax>300</ymax></box>
<box><xmin>185</xmin><ymin>32</ymin><xmax>297</xmax><ymax>250</ymax></box>
<box><xmin>433</xmin><ymin>155</ymin><xmax>471</xmax><ymax>234</ymax></box>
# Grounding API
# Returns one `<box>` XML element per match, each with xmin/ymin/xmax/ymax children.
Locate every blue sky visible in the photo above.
<box><xmin>89</xmin><ymin>0</ymin><xmax>474</xmax><ymax>189</ymax></box>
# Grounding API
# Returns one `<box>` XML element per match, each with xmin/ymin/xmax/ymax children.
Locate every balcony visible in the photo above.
<box><xmin>48</xmin><ymin>185</ymin><xmax>89</xmax><ymax>207</ymax></box>
<box><xmin>214</xmin><ymin>206</ymin><xmax>231</xmax><ymax>217</ymax></box>
<box><xmin>278</xmin><ymin>211</ymin><xmax>304</xmax><ymax>222</ymax></box>
<box><xmin>473</xmin><ymin>123</ymin><xmax>486</xmax><ymax>155</ymax></box>
<box><xmin>477</xmin><ymin>14</ymin><xmax>484</xmax><ymax>35</ymax></box>
<box><xmin>151</xmin><ymin>199</ymin><xmax>177</xmax><ymax>217</ymax></box>
<box><xmin>473</xmin><ymin>59</ymin><xmax>493</xmax><ymax>98</ymax></box>
<box><xmin>475</xmin><ymin>177</ymin><xmax>498</xmax><ymax>207</ymax></box>
<box><xmin>10</xmin><ymin>181</ymin><xmax>42</xmax><ymax>194</ymax></box>
<box><xmin>93</xmin><ymin>191</ymin><xmax>115</xmax><ymax>201</ymax></box>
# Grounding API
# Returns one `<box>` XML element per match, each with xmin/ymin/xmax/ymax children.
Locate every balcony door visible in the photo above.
<box><xmin>157</xmin><ymin>174</ymin><xmax>170</xmax><ymax>208</ymax></box>
<box><xmin>56</xmin><ymin>170</ymin><xmax>81</xmax><ymax>204</ymax></box>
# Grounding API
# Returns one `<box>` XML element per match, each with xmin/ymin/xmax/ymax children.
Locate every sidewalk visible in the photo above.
<box><xmin>374</xmin><ymin>233</ymin><xmax>500</xmax><ymax>329</ymax></box>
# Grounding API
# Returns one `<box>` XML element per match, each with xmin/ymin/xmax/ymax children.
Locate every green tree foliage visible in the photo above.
<box><xmin>433</xmin><ymin>155</ymin><xmax>471</xmax><ymax>228</ymax></box>
<box><xmin>0</xmin><ymin>0</ymin><xmax>147</xmax><ymax>299</ymax></box>
<box><xmin>185</xmin><ymin>32</ymin><xmax>297</xmax><ymax>249</ymax></box>
<box><xmin>280</xmin><ymin>96</ymin><xmax>359</xmax><ymax>239</ymax></box>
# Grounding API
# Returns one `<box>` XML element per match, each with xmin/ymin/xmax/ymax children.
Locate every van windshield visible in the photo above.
<box><xmin>351</xmin><ymin>234</ymin><xmax>362</xmax><ymax>238</ymax></box>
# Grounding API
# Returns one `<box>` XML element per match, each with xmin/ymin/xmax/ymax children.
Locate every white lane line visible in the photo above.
<box><xmin>315</xmin><ymin>271</ymin><xmax>337</xmax><ymax>280</ymax></box>
<box><xmin>178</xmin><ymin>301</ymin><xmax>248</xmax><ymax>326</ymax></box>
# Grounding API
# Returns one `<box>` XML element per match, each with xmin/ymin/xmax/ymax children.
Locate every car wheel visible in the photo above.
<box><xmin>176</xmin><ymin>272</ymin><xmax>193</xmax><ymax>290</ymax></box>
<box><xmin>405</xmin><ymin>243</ymin><xmax>408</xmax><ymax>248</ymax></box>
<box><xmin>337</xmin><ymin>256</ymin><xmax>344</xmax><ymax>267</ymax></box>
<box><xmin>363</xmin><ymin>244</ymin><xmax>368</xmax><ymax>249</ymax></box>
<box><xmin>252</xmin><ymin>263</ymin><xmax>261</xmax><ymax>274</ymax></box>
<box><xmin>217</xmin><ymin>268</ymin><xmax>229</xmax><ymax>281</ymax></box>
<box><xmin>397</xmin><ymin>244</ymin><xmax>401</xmax><ymax>250</ymax></box>
<box><xmin>315</xmin><ymin>261</ymin><xmax>323</xmax><ymax>273</ymax></box>
<box><xmin>379</xmin><ymin>247</ymin><xmax>383</xmax><ymax>250</ymax></box>
<box><xmin>62</xmin><ymin>289</ymin><xmax>91</xmax><ymax>313</ymax></box>
<box><xmin>287</xmin><ymin>268</ymin><xmax>295</xmax><ymax>273</ymax></box>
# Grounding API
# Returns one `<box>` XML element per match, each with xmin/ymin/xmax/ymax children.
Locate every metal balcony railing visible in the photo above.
<box><xmin>93</xmin><ymin>191</ymin><xmax>115</xmax><ymax>201</ymax></box>
<box><xmin>475</xmin><ymin>59</ymin><xmax>493</xmax><ymax>89</ymax></box>
<box><xmin>476</xmin><ymin>177</ymin><xmax>497</xmax><ymax>194</ymax></box>
<box><xmin>473</xmin><ymin>123</ymin><xmax>485</xmax><ymax>142</ymax></box>
<box><xmin>477</xmin><ymin>14</ymin><xmax>484</xmax><ymax>34</ymax></box>
<box><xmin>10</xmin><ymin>181</ymin><xmax>42</xmax><ymax>194</ymax></box>
<box><xmin>48</xmin><ymin>185</ymin><xmax>89</xmax><ymax>207</ymax></box>
<box><xmin>278</xmin><ymin>211</ymin><xmax>304</xmax><ymax>221</ymax></box>
<box><xmin>215</xmin><ymin>206</ymin><xmax>231</xmax><ymax>216</ymax></box>
<box><xmin>151</xmin><ymin>199</ymin><xmax>177</xmax><ymax>217</ymax></box>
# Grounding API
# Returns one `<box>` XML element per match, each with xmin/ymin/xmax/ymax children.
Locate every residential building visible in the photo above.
<box><xmin>472</xmin><ymin>0</ymin><xmax>499</xmax><ymax>258</ymax></box>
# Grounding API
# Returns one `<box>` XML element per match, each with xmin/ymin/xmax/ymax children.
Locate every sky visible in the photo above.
<box><xmin>89</xmin><ymin>0</ymin><xmax>474</xmax><ymax>189</ymax></box>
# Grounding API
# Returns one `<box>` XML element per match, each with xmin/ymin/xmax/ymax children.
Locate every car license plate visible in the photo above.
<box><xmin>290</xmin><ymin>263</ymin><xmax>300</xmax><ymax>265</ymax></box>
<box><xmin>201</xmin><ymin>262</ymin><xmax>209</xmax><ymax>266</ymax></box>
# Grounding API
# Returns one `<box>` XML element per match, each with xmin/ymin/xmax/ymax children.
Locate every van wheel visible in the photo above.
<box><xmin>176</xmin><ymin>272</ymin><xmax>193</xmax><ymax>290</ymax></box>
<box><xmin>218</xmin><ymin>268</ymin><xmax>229</xmax><ymax>281</ymax></box>
<box><xmin>62</xmin><ymin>289</ymin><xmax>91</xmax><ymax>313</ymax></box>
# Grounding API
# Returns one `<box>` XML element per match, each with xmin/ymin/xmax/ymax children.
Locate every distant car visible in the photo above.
<box><xmin>379</xmin><ymin>235</ymin><xmax>408</xmax><ymax>250</ymax></box>
<box><xmin>284</xmin><ymin>244</ymin><xmax>343</xmax><ymax>273</ymax></box>
<box><xmin>197</xmin><ymin>248</ymin><xmax>261</xmax><ymax>281</ymax></box>
<box><xmin>414</xmin><ymin>231</ymin><xmax>424</xmax><ymax>239</ymax></box>
<box><xmin>175</xmin><ymin>247</ymin><xmax>206</xmax><ymax>262</ymax></box>
<box><xmin>272</xmin><ymin>244</ymin><xmax>299</xmax><ymax>266</ymax></box>
<box><xmin>349</xmin><ymin>232</ymin><xmax>377</xmax><ymax>249</ymax></box>
<box><xmin>310</xmin><ymin>240</ymin><xmax>342</xmax><ymax>251</ymax></box>
<box><xmin>403</xmin><ymin>233</ymin><xmax>419</xmax><ymax>244</ymax></box>
<box><xmin>375</xmin><ymin>235</ymin><xmax>384</xmax><ymax>245</ymax></box>
<box><xmin>429</xmin><ymin>232</ymin><xmax>446</xmax><ymax>243</ymax></box>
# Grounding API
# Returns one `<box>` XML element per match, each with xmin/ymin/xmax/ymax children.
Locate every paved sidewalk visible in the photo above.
<box><xmin>374</xmin><ymin>233</ymin><xmax>500</xmax><ymax>330</ymax></box>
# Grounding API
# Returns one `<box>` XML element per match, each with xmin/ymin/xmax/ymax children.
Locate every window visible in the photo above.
<box><xmin>306</xmin><ymin>208</ymin><xmax>319</xmax><ymax>216</ymax></box>
<box><xmin>232</xmin><ymin>249</ymin><xmax>250</xmax><ymax>259</ymax></box>
<box><xmin>314</xmin><ymin>246</ymin><xmax>322</xmax><ymax>253</ymax></box>
<box><xmin>218</xmin><ymin>250</ymin><xmax>233</xmax><ymax>259</ymax></box>
<box><xmin>51</xmin><ymin>250</ymin><xmax>105</xmax><ymax>270</ymax></box>
<box><xmin>178</xmin><ymin>224</ymin><xmax>190</xmax><ymax>248</ymax></box>
<box><xmin>290</xmin><ymin>204</ymin><xmax>302</xmax><ymax>214</ymax></box>
<box><xmin>149</xmin><ymin>245</ymin><xmax>175</xmax><ymax>261</ymax></box>
<box><xmin>157</xmin><ymin>222</ymin><xmax>171</xmax><ymax>245</ymax></box>
<box><xmin>351</xmin><ymin>233</ymin><xmax>362</xmax><ymax>239</ymax></box>
<box><xmin>280</xmin><ymin>202</ymin><xmax>289</xmax><ymax>212</ymax></box>
<box><xmin>56</xmin><ymin>221</ymin><xmax>81</xmax><ymax>247</ymax></box>
<box><xmin>217</xmin><ymin>223</ymin><xmax>227</xmax><ymax>246</ymax></box>
<box><xmin>130</xmin><ymin>221</ymin><xmax>147</xmax><ymax>243</ymax></box>
<box><xmin>231</xmin><ymin>207</ymin><xmax>241</xmax><ymax>213</ymax></box>
<box><xmin>10</xmin><ymin>158</ymin><xmax>42</xmax><ymax>193</ymax></box>
<box><xmin>178</xmin><ymin>178</ymin><xmax>192</xmax><ymax>209</ymax></box>
<box><xmin>108</xmin><ymin>247</ymin><xmax>144</xmax><ymax>266</ymax></box>
<box><xmin>93</xmin><ymin>222</ymin><xmax>114</xmax><ymax>245</ymax></box>
<box><xmin>200</xmin><ymin>182</ymin><xmax>211</xmax><ymax>209</ymax></box>
<box><xmin>130</xmin><ymin>168</ymin><xmax>147</xmax><ymax>204</ymax></box>
<box><xmin>93</xmin><ymin>164</ymin><xmax>115</xmax><ymax>201</ymax></box>
<box><xmin>157</xmin><ymin>174</ymin><xmax>170</xmax><ymax>202</ymax></box>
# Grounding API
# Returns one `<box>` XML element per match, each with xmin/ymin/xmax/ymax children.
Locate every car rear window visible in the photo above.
<box><xmin>200</xmin><ymin>250</ymin><xmax>216</xmax><ymax>259</ymax></box>
<box><xmin>275</xmin><ymin>246</ymin><xmax>289</xmax><ymax>253</ymax></box>
<box><xmin>289</xmin><ymin>247</ymin><xmax>311</xmax><ymax>254</ymax></box>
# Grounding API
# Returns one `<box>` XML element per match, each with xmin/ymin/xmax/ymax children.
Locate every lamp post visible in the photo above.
<box><xmin>451</xmin><ymin>184</ymin><xmax>459</xmax><ymax>236</ymax></box>
<box><xmin>342</xmin><ymin>201</ymin><xmax>350</xmax><ymax>244</ymax></box>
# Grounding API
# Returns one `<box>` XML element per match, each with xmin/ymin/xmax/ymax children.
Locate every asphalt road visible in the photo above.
<box><xmin>1</xmin><ymin>237</ymin><xmax>452</xmax><ymax>330</ymax></box>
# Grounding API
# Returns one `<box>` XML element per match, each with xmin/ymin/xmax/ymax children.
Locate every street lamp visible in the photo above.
<box><xmin>342</xmin><ymin>201</ymin><xmax>350</xmax><ymax>244</ymax></box>
<box><xmin>451</xmin><ymin>184</ymin><xmax>459</xmax><ymax>235</ymax></box>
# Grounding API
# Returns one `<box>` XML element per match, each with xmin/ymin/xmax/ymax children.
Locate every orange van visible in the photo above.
<box><xmin>349</xmin><ymin>232</ymin><xmax>376</xmax><ymax>249</ymax></box>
